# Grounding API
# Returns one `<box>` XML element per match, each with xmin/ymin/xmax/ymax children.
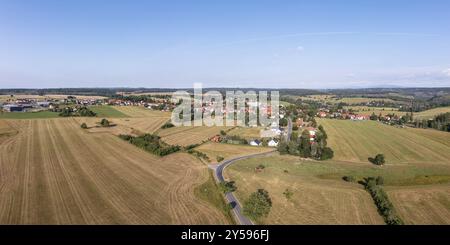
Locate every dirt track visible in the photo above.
<box><xmin>0</xmin><ymin>119</ymin><xmax>229</xmax><ymax>224</ymax></box>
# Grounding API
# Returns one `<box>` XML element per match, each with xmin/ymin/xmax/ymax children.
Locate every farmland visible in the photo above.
<box><xmin>225</xmin><ymin>154</ymin><xmax>384</xmax><ymax>224</ymax></box>
<box><xmin>0</xmin><ymin>118</ymin><xmax>230</xmax><ymax>224</ymax></box>
<box><xmin>414</xmin><ymin>106</ymin><xmax>450</xmax><ymax>120</ymax></box>
<box><xmin>317</xmin><ymin>119</ymin><xmax>450</xmax><ymax>164</ymax></box>
<box><xmin>88</xmin><ymin>105</ymin><xmax>128</xmax><ymax>118</ymax></box>
<box><xmin>227</xmin><ymin>126</ymin><xmax>265</xmax><ymax>139</ymax></box>
<box><xmin>195</xmin><ymin>142</ymin><xmax>274</xmax><ymax>163</ymax></box>
<box><xmin>0</xmin><ymin>111</ymin><xmax>60</xmax><ymax>119</ymax></box>
<box><xmin>157</xmin><ymin>126</ymin><xmax>232</xmax><ymax>146</ymax></box>
<box><xmin>114</xmin><ymin>106</ymin><xmax>171</xmax><ymax>118</ymax></box>
<box><xmin>224</xmin><ymin>119</ymin><xmax>450</xmax><ymax>224</ymax></box>
<box><xmin>343</xmin><ymin>106</ymin><xmax>407</xmax><ymax>117</ymax></box>
<box><xmin>386</xmin><ymin>185</ymin><xmax>450</xmax><ymax>224</ymax></box>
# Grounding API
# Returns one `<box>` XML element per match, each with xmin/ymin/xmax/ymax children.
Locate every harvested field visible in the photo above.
<box><xmin>386</xmin><ymin>185</ymin><xmax>450</xmax><ymax>224</ymax></box>
<box><xmin>0</xmin><ymin>118</ymin><xmax>229</xmax><ymax>224</ymax></box>
<box><xmin>113</xmin><ymin>106</ymin><xmax>171</xmax><ymax>118</ymax></box>
<box><xmin>414</xmin><ymin>106</ymin><xmax>450</xmax><ymax>120</ymax></box>
<box><xmin>317</xmin><ymin>119</ymin><xmax>450</xmax><ymax>164</ymax></box>
<box><xmin>195</xmin><ymin>142</ymin><xmax>274</xmax><ymax>163</ymax></box>
<box><xmin>75</xmin><ymin>117</ymin><xmax>169</xmax><ymax>136</ymax></box>
<box><xmin>227</xmin><ymin>127</ymin><xmax>266</xmax><ymax>139</ymax></box>
<box><xmin>158</xmin><ymin>126</ymin><xmax>232</xmax><ymax>146</ymax></box>
<box><xmin>226</xmin><ymin>154</ymin><xmax>384</xmax><ymax>224</ymax></box>
<box><xmin>344</xmin><ymin>106</ymin><xmax>407</xmax><ymax>117</ymax></box>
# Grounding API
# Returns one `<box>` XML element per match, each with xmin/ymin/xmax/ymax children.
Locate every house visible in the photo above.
<box><xmin>317</xmin><ymin>111</ymin><xmax>327</xmax><ymax>118</ymax></box>
<box><xmin>306</xmin><ymin>127</ymin><xmax>317</xmax><ymax>141</ymax></box>
<box><xmin>249</xmin><ymin>139</ymin><xmax>261</xmax><ymax>146</ymax></box>
<box><xmin>268</xmin><ymin>139</ymin><xmax>278</xmax><ymax>147</ymax></box>
<box><xmin>2</xmin><ymin>104</ymin><xmax>23</xmax><ymax>112</ymax></box>
<box><xmin>210</xmin><ymin>135</ymin><xmax>222</xmax><ymax>143</ymax></box>
<box><xmin>355</xmin><ymin>114</ymin><xmax>370</xmax><ymax>120</ymax></box>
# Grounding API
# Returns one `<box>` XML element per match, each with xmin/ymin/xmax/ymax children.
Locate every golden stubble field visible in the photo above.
<box><xmin>0</xmin><ymin>118</ymin><xmax>230</xmax><ymax>224</ymax></box>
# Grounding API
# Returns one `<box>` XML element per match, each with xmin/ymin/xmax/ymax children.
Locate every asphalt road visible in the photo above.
<box><xmin>210</xmin><ymin>150</ymin><xmax>276</xmax><ymax>225</ymax></box>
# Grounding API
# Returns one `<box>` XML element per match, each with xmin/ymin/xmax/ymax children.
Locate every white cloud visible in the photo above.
<box><xmin>442</xmin><ymin>68</ymin><xmax>450</xmax><ymax>77</ymax></box>
<box><xmin>296</xmin><ymin>46</ymin><xmax>304</xmax><ymax>52</ymax></box>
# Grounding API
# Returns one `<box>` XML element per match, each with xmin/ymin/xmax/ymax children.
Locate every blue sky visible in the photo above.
<box><xmin>1</xmin><ymin>0</ymin><xmax>450</xmax><ymax>88</ymax></box>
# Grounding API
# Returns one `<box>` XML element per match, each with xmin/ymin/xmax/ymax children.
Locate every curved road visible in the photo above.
<box><xmin>210</xmin><ymin>150</ymin><xmax>276</xmax><ymax>225</ymax></box>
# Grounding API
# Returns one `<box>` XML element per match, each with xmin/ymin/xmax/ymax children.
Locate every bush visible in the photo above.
<box><xmin>80</xmin><ymin>123</ymin><xmax>88</xmax><ymax>129</ymax></box>
<box><xmin>342</xmin><ymin>176</ymin><xmax>355</xmax><ymax>182</ymax></box>
<box><xmin>161</xmin><ymin>122</ymin><xmax>175</xmax><ymax>129</ymax></box>
<box><xmin>243</xmin><ymin>189</ymin><xmax>272</xmax><ymax>221</ymax></box>
<box><xmin>220</xmin><ymin>130</ymin><xmax>227</xmax><ymax>136</ymax></box>
<box><xmin>100</xmin><ymin>118</ymin><xmax>110</xmax><ymax>127</ymax></box>
<box><xmin>283</xmin><ymin>188</ymin><xmax>294</xmax><ymax>200</ymax></box>
<box><xmin>219</xmin><ymin>181</ymin><xmax>237</xmax><ymax>193</ymax></box>
<box><xmin>369</xmin><ymin>154</ymin><xmax>385</xmax><ymax>165</ymax></box>
<box><xmin>376</xmin><ymin>176</ymin><xmax>384</xmax><ymax>185</ymax></box>
<box><xmin>320</xmin><ymin>147</ymin><xmax>334</xmax><ymax>160</ymax></box>
<box><xmin>216</xmin><ymin>155</ymin><xmax>225</xmax><ymax>162</ymax></box>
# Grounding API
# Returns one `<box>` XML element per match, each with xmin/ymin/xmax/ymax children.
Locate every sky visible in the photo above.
<box><xmin>1</xmin><ymin>0</ymin><xmax>450</xmax><ymax>89</ymax></box>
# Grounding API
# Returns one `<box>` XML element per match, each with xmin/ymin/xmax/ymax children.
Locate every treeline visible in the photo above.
<box><xmin>362</xmin><ymin>177</ymin><xmax>404</xmax><ymax>225</ymax></box>
<box><xmin>278</xmin><ymin>125</ymin><xmax>334</xmax><ymax>160</ymax></box>
<box><xmin>414</xmin><ymin>112</ymin><xmax>450</xmax><ymax>132</ymax></box>
<box><xmin>119</xmin><ymin>134</ymin><xmax>180</xmax><ymax>156</ymax></box>
<box><xmin>58</xmin><ymin>107</ymin><xmax>96</xmax><ymax>117</ymax></box>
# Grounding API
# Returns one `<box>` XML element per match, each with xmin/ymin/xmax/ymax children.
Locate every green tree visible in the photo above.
<box><xmin>369</xmin><ymin>154</ymin><xmax>385</xmax><ymax>165</ymax></box>
<box><xmin>80</xmin><ymin>123</ymin><xmax>88</xmax><ymax>129</ymax></box>
<box><xmin>277</xmin><ymin>141</ymin><xmax>289</xmax><ymax>154</ymax></box>
<box><xmin>100</xmin><ymin>118</ymin><xmax>110</xmax><ymax>127</ymax></box>
<box><xmin>243</xmin><ymin>189</ymin><xmax>272</xmax><ymax>221</ymax></box>
<box><xmin>216</xmin><ymin>155</ymin><xmax>225</xmax><ymax>162</ymax></box>
<box><xmin>219</xmin><ymin>181</ymin><xmax>237</xmax><ymax>193</ymax></box>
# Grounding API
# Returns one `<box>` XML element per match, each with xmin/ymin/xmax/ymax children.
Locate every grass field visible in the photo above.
<box><xmin>75</xmin><ymin>117</ymin><xmax>169</xmax><ymax>136</ymax></box>
<box><xmin>226</xmin><ymin>154</ymin><xmax>384</xmax><ymax>224</ymax></box>
<box><xmin>317</xmin><ymin>119</ymin><xmax>450</xmax><ymax>164</ymax></box>
<box><xmin>195</xmin><ymin>142</ymin><xmax>274</xmax><ymax>163</ymax></box>
<box><xmin>414</xmin><ymin>106</ymin><xmax>450</xmax><ymax>120</ymax></box>
<box><xmin>0</xmin><ymin>118</ymin><xmax>230</xmax><ymax>224</ymax></box>
<box><xmin>0</xmin><ymin>94</ymin><xmax>107</xmax><ymax>103</ymax></box>
<box><xmin>89</xmin><ymin>106</ymin><xmax>129</xmax><ymax>118</ymax></box>
<box><xmin>335</xmin><ymin>97</ymin><xmax>398</xmax><ymax>105</ymax></box>
<box><xmin>386</xmin><ymin>185</ymin><xmax>450</xmax><ymax>224</ymax></box>
<box><xmin>344</xmin><ymin>106</ymin><xmax>407</xmax><ymax>117</ymax></box>
<box><xmin>0</xmin><ymin>111</ymin><xmax>60</xmax><ymax>119</ymax></box>
<box><xmin>157</xmin><ymin>126</ymin><xmax>232</xmax><ymax>146</ymax></box>
<box><xmin>227</xmin><ymin>126</ymin><xmax>265</xmax><ymax>139</ymax></box>
<box><xmin>113</xmin><ymin>106</ymin><xmax>171</xmax><ymax>118</ymax></box>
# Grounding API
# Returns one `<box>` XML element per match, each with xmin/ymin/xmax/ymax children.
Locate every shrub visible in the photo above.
<box><xmin>283</xmin><ymin>188</ymin><xmax>294</xmax><ymax>200</ymax></box>
<box><xmin>219</xmin><ymin>181</ymin><xmax>237</xmax><ymax>193</ymax></box>
<box><xmin>220</xmin><ymin>130</ymin><xmax>227</xmax><ymax>136</ymax></box>
<box><xmin>161</xmin><ymin>122</ymin><xmax>175</xmax><ymax>129</ymax></box>
<box><xmin>342</xmin><ymin>176</ymin><xmax>355</xmax><ymax>182</ymax></box>
<box><xmin>100</xmin><ymin>118</ymin><xmax>110</xmax><ymax>127</ymax></box>
<box><xmin>80</xmin><ymin>123</ymin><xmax>88</xmax><ymax>129</ymax></box>
<box><xmin>369</xmin><ymin>154</ymin><xmax>385</xmax><ymax>165</ymax></box>
<box><xmin>216</xmin><ymin>155</ymin><xmax>225</xmax><ymax>162</ymax></box>
<box><xmin>376</xmin><ymin>176</ymin><xmax>384</xmax><ymax>185</ymax></box>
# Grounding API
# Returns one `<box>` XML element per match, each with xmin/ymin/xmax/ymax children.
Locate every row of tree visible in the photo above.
<box><xmin>413</xmin><ymin>112</ymin><xmax>450</xmax><ymax>132</ymax></box>
<box><xmin>58</xmin><ymin>106</ymin><xmax>97</xmax><ymax>117</ymax></box>
<box><xmin>118</xmin><ymin>134</ymin><xmax>181</xmax><ymax>156</ymax></box>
